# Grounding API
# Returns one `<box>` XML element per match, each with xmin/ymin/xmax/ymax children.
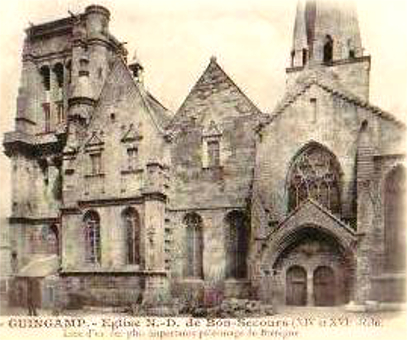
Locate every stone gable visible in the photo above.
<box><xmin>173</xmin><ymin>58</ymin><xmax>261</xmax><ymax>125</ymax></box>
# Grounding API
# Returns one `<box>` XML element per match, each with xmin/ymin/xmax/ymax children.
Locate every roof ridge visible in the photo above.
<box><xmin>264</xmin><ymin>198</ymin><xmax>356</xmax><ymax>242</ymax></box>
<box><xmin>261</xmin><ymin>72</ymin><xmax>405</xmax><ymax>128</ymax></box>
<box><xmin>170</xmin><ymin>57</ymin><xmax>262</xmax><ymax>128</ymax></box>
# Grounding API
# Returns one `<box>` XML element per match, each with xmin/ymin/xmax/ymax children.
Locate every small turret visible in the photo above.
<box><xmin>85</xmin><ymin>5</ymin><xmax>111</xmax><ymax>38</ymax></box>
<box><xmin>68</xmin><ymin>53</ymin><xmax>95</xmax><ymax>130</ymax></box>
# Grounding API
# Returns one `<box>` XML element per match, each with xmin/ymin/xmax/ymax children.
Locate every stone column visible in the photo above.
<box><xmin>142</xmin><ymin>162</ymin><xmax>169</xmax><ymax>308</ymax></box>
<box><xmin>307</xmin><ymin>270</ymin><xmax>314</xmax><ymax>306</ymax></box>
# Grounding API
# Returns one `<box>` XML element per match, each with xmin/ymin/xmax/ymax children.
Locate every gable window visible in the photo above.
<box><xmin>127</xmin><ymin>147</ymin><xmax>138</xmax><ymax>171</ymax></box>
<box><xmin>208</xmin><ymin>140</ymin><xmax>220</xmax><ymax>167</ymax></box>
<box><xmin>90</xmin><ymin>153</ymin><xmax>102</xmax><ymax>175</ymax></box>
<box><xmin>122</xmin><ymin>207</ymin><xmax>140</xmax><ymax>265</ymax></box>
<box><xmin>288</xmin><ymin>143</ymin><xmax>341</xmax><ymax>214</ymax></box>
<box><xmin>202</xmin><ymin>120</ymin><xmax>222</xmax><ymax>168</ymax></box>
<box><xmin>184</xmin><ymin>212</ymin><xmax>203</xmax><ymax>279</ymax></box>
<box><xmin>84</xmin><ymin>211</ymin><xmax>101</xmax><ymax>264</ymax></box>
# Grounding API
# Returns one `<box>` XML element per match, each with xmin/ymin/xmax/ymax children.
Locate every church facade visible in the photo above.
<box><xmin>3</xmin><ymin>1</ymin><xmax>405</xmax><ymax>312</ymax></box>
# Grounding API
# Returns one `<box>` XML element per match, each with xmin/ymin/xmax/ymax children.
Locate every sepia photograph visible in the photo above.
<box><xmin>0</xmin><ymin>0</ymin><xmax>406</xmax><ymax>338</ymax></box>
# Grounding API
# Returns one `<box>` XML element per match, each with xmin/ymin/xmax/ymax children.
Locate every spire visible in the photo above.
<box><xmin>291</xmin><ymin>0</ymin><xmax>308</xmax><ymax>67</ymax></box>
<box><xmin>291</xmin><ymin>0</ymin><xmax>363</xmax><ymax>67</ymax></box>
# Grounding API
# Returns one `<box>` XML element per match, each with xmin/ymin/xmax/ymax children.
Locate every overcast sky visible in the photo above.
<box><xmin>0</xmin><ymin>0</ymin><xmax>406</xmax><ymax>219</ymax></box>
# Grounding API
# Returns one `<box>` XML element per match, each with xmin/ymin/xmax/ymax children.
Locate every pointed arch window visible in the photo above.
<box><xmin>302</xmin><ymin>48</ymin><xmax>308</xmax><ymax>66</ymax></box>
<box><xmin>40</xmin><ymin>65</ymin><xmax>51</xmax><ymax>92</ymax></box>
<box><xmin>225</xmin><ymin>210</ymin><xmax>249</xmax><ymax>279</ymax></box>
<box><xmin>84</xmin><ymin>211</ymin><xmax>101</xmax><ymax>264</ymax></box>
<box><xmin>184</xmin><ymin>212</ymin><xmax>203</xmax><ymax>278</ymax></box>
<box><xmin>122</xmin><ymin>207</ymin><xmax>140</xmax><ymax>265</ymax></box>
<box><xmin>384</xmin><ymin>165</ymin><xmax>406</xmax><ymax>272</ymax></box>
<box><xmin>288</xmin><ymin>143</ymin><xmax>341</xmax><ymax>214</ymax></box>
<box><xmin>323</xmin><ymin>35</ymin><xmax>333</xmax><ymax>63</ymax></box>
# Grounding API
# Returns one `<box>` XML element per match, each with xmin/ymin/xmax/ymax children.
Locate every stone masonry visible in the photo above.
<box><xmin>2</xmin><ymin>0</ymin><xmax>406</xmax><ymax>312</ymax></box>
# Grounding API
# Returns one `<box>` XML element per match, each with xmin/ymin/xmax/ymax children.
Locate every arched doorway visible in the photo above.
<box><xmin>286</xmin><ymin>266</ymin><xmax>307</xmax><ymax>306</ymax></box>
<box><xmin>313</xmin><ymin>266</ymin><xmax>336</xmax><ymax>306</ymax></box>
<box><xmin>272</xmin><ymin>226</ymin><xmax>354</xmax><ymax>306</ymax></box>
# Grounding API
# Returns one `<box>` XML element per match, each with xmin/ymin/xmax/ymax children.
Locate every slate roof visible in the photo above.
<box><xmin>91</xmin><ymin>57</ymin><xmax>173</xmax><ymax>134</ymax></box>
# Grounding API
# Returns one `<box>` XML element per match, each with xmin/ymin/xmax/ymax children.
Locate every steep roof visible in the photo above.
<box><xmin>170</xmin><ymin>57</ymin><xmax>262</xmax><ymax>127</ymax></box>
<box><xmin>259</xmin><ymin>67</ymin><xmax>406</xmax><ymax>130</ymax></box>
<box><xmin>144</xmin><ymin>91</ymin><xmax>172</xmax><ymax>129</ymax></box>
<box><xmin>91</xmin><ymin>57</ymin><xmax>172</xmax><ymax>134</ymax></box>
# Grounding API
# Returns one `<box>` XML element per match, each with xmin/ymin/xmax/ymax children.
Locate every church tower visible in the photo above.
<box><xmin>287</xmin><ymin>0</ymin><xmax>371</xmax><ymax>100</ymax></box>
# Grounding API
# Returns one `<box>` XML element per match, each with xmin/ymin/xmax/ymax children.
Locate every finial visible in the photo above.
<box><xmin>210</xmin><ymin>55</ymin><xmax>217</xmax><ymax>62</ymax></box>
<box><xmin>129</xmin><ymin>49</ymin><xmax>144</xmax><ymax>82</ymax></box>
<box><xmin>131</xmin><ymin>49</ymin><xmax>141</xmax><ymax>65</ymax></box>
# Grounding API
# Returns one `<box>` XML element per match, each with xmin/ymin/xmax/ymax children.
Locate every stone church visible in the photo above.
<box><xmin>3</xmin><ymin>0</ymin><xmax>406</xmax><ymax>311</ymax></box>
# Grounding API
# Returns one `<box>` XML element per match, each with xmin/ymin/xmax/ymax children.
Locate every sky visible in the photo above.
<box><xmin>0</xmin><ymin>0</ymin><xmax>406</xmax><ymax>219</ymax></box>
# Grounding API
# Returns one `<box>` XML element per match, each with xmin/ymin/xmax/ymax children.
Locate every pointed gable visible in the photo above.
<box><xmin>173</xmin><ymin>57</ymin><xmax>261</xmax><ymax>125</ymax></box>
<box><xmin>261</xmin><ymin>67</ymin><xmax>405</xmax><ymax>128</ymax></box>
<box><xmin>89</xmin><ymin>57</ymin><xmax>171</xmax><ymax>135</ymax></box>
<box><xmin>203</xmin><ymin>120</ymin><xmax>222</xmax><ymax>137</ymax></box>
<box><xmin>85</xmin><ymin>131</ymin><xmax>104</xmax><ymax>147</ymax></box>
<box><xmin>121</xmin><ymin>123</ymin><xmax>143</xmax><ymax>143</ymax></box>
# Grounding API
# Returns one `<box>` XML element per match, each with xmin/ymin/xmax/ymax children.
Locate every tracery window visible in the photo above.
<box><xmin>184</xmin><ymin>213</ymin><xmax>203</xmax><ymax>278</ymax></box>
<box><xmin>288</xmin><ymin>144</ymin><xmax>341</xmax><ymax>214</ymax></box>
<box><xmin>225</xmin><ymin>211</ymin><xmax>249</xmax><ymax>279</ymax></box>
<box><xmin>122</xmin><ymin>207</ymin><xmax>140</xmax><ymax>265</ymax></box>
<box><xmin>84</xmin><ymin>211</ymin><xmax>101</xmax><ymax>264</ymax></box>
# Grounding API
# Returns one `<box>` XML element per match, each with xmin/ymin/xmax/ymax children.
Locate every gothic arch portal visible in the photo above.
<box><xmin>261</xmin><ymin>222</ymin><xmax>355</xmax><ymax>306</ymax></box>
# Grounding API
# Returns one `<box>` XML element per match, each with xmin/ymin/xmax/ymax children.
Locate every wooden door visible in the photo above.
<box><xmin>313</xmin><ymin>266</ymin><xmax>336</xmax><ymax>306</ymax></box>
<box><xmin>286</xmin><ymin>266</ymin><xmax>307</xmax><ymax>306</ymax></box>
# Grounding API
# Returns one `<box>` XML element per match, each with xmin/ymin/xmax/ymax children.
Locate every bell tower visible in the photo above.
<box><xmin>288</xmin><ymin>0</ymin><xmax>371</xmax><ymax>100</ymax></box>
